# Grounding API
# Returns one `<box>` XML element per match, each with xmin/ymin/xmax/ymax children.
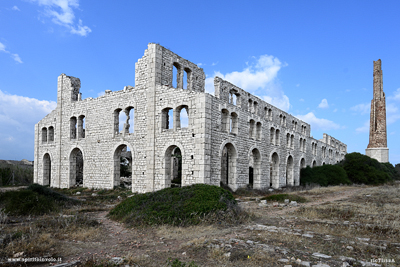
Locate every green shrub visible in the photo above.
<box><xmin>0</xmin><ymin>190</ymin><xmax>58</xmax><ymax>215</ymax></box>
<box><xmin>340</xmin><ymin>152</ymin><xmax>392</xmax><ymax>185</ymax></box>
<box><xmin>261</xmin><ymin>193</ymin><xmax>307</xmax><ymax>203</ymax></box>
<box><xmin>0</xmin><ymin>184</ymin><xmax>79</xmax><ymax>215</ymax></box>
<box><xmin>108</xmin><ymin>184</ymin><xmax>243</xmax><ymax>226</ymax></box>
<box><xmin>300</xmin><ymin>164</ymin><xmax>350</xmax><ymax>186</ymax></box>
<box><xmin>28</xmin><ymin>183</ymin><xmax>75</xmax><ymax>202</ymax></box>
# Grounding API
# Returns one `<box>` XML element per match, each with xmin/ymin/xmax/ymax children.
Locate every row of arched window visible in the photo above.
<box><xmin>42</xmin><ymin>126</ymin><xmax>54</xmax><ymax>143</ymax></box>
<box><xmin>70</xmin><ymin>115</ymin><xmax>85</xmax><ymax>140</ymax></box>
<box><xmin>161</xmin><ymin>105</ymin><xmax>189</xmax><ymax>130</ymax></box>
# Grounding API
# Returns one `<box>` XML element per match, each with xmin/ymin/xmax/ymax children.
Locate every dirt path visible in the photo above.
<box><xmin>268</xmin><ymin>187</ymin><xmax>365</xmax><ymax>216</ymax></box>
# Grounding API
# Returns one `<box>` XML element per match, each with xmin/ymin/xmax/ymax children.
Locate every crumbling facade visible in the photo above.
<box><xmin>366</xmin><ymin>59</ymin><xmax>389</xmax><ymax>162</ymax></box>
<box><xmin>34</xmin><ymin>43</ymin><xmax>347</xmax><ymax>192</ymax></box>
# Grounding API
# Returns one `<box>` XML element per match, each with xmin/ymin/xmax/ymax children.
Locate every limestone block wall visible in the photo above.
<box><xmin>34</xmin><ymin>43</ymin><xmax>347</xmax><ymax>192</ymax></box>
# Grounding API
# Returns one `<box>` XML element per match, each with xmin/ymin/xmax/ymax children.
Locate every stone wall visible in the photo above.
<box><xmin>34</xmin><ymin>43</ymin><xmax>347</xmax><ymax>192</ymax></box>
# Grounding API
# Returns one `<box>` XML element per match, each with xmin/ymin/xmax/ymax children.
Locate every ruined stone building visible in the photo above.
<box><xmin>366</xmin><ymin>59</ymin><xmax>389</xmax><ymax>163</ymax></box>
<box><xmin>34</xmin><ymin>43</ymin><xmax>347</xmax><ymax>192</ymax></box>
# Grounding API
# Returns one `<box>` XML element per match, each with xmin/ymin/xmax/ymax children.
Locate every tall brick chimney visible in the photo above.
<box><xmin>366</xmin><ymin>59</ymin><xmax>389</xmax><ymax>162</ymax></box>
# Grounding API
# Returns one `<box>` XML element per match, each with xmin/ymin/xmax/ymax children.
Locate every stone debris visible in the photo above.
<box><xmin>302</xmin><ymin>233</ymin><xmax>314</xmax><ymax>238</ymax></box>
<box><xmin>312</xmin><ymin>263</ymin><xmax>330</xmax><ymax>267</ymax></box>
<box><xmin>110</xmin><ymin>257</ymin><xmax>124</xmax><ymax>265</ymax></box>
<box><xmin>312</xmin><ymin>253</ymin><xmax>332</xmax><ymax>259</ymax></box>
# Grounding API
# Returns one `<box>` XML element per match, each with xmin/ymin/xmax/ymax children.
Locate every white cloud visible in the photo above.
<box><xmin>299</xmin><ymin>98</ymin><xmax>304</xmax><ymax>102</ymax></box>
<box><xmin>29</xmin><ymin>0</ymin><xmax>91</xmax><ymax>36</ymax></box>
<box><xmin>0</xmin><ymin>90</ymin><xmax>57</xmax><ymax>159</ymax></box>
<box><xmin>0</xmin><ymin>42</ymin><xmax>23</xmax><ymax>63</ymax></box>
<box><xmin>333</xmin><ymin>108</ymin><xmax>338</xmax><ymax>112</ymax></box>
<box><xmin>205</xmin><ymin>54</ymin><xmax>290</xmax><ymax>111</ymax></box>
<box><xmin>11</xmin><ymin>54</ymin><xmax>23</xmax><ymax>64</ymax></box>
<box><xmin>390</xmin><ymin>88</ymin><xmax>400</xmax><ymax>101</ymax></box>
<box><xmin>296</xmin><ymin>112</ymin><xmax>341</xmax><ymax>131</ymax></box>
<box><xmin>12</xmin><ymin>6</ymin><xmax>21</xmax><ymax>11</ymax></box>
<box><xmin>356</xmin><ymin>120</ymin><xmax>369</xmax><ymax>133</ymax></box>
<box><xmin>318</xmin><ymin>98</ymin><xmax>329</xmax><ymax>109</ymax></box>
<box><xmin>350</xmin><ymin>103</ymin><xmax>370</xmax><ymax>115</ymax></box>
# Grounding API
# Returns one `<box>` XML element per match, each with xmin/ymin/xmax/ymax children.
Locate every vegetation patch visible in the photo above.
<box><xmin>339</xmin><ymin>152</ymin><xmax>397</xmax><ymax>185</ymax></box>
<box><xmin>300</xmin><ymin>164</ymin><xmax>351</xmax><ymax>186</ymax></box>
<box><xmin>261</xmin><ymin>193</ymin><xmax>307</xmax><ymax>203</ymax></box>
<box><xmin>108</xmin><ymin>184</ymin><xmax>247</xmax><ymax>226</ymax></box>
<box><xmin>300</xmin><ymin>153</ymin><xmax>400</xmax><ymax>186</ymax></box>
<box><xmin>0</xmin><ymin>184</ymin><xmax>78</xmax><ymax>215</ymax></box>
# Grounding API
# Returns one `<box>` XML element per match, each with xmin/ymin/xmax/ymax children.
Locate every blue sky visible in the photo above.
<box><xmin>0</xmin><ymin>0</ymin><xmax>399</xmax><ymax>164</ymax></box>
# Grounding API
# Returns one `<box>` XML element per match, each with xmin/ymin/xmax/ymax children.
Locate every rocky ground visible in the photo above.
<box><xmin>1</xmin><ymin>183</ymin><xmax>399</xmax><ymax>267</ymax></box>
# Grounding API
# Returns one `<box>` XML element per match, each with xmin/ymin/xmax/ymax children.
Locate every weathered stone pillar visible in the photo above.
<box><xmin>366</xmin><ymin>59</ymin><xmax>389</xmax><ymax>162</ymax></box>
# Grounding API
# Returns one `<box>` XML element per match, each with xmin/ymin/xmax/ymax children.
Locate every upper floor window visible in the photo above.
<box><xmin>162</xmin><ymin>107</ymin><xmax>174</xmax><ymax>130</ymax></box>
<box><xmin>42</xmin><ymin>127</ymin><xmax>47</xmax><ymax>143</ymax></box>
<box><xmin>176</xmin><ymin>105</ymin><xmax>189</xmax><ymax>128</ymax></box>
<box><xmin>70</xmin><ymin>117</ymin><xmax>77</xmax><ymax>139</ymax></box>
<box><xmin>48</xmin><ymin>126</ymin><xmax>54</xmax><ymax>142</ymax></box>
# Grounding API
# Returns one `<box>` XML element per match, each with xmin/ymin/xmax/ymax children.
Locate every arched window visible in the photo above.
<box><xmin>270</xmin><ymin>127</ymin><xmax>275</xmax><ymax>144</ymax></box>
<box><xmin>123</xmin><ymin>107</ymin><xmax>134</xmax><ymax>133</ymax></box>
<box><xmin>42</xmin><ymin>127</ymin><xmax>47</xmax><ymax>143</ymax></box>
<box><xmin>78</xmin><ymin>115</ymin><xmax>85</xmax><ymax>138</ymax></box>
<box><xmin>256</xmin><ymin>122</ymin><xmax>262</xmax><ymax>140</ymax></box>
<box><xmin>249</xmin><ymin>119</ymin><xmax>255</xmax><ymax>139</ymax></box>
<box><xmin>230</xmin><ymin>112</ymin><xmax>238</xmax><ymax>135</ymax></box>
<box><xmin>248</xmin><ymin>99</ymin><xmax>253</xmax><ymax>113</ymax></box>
<box><xmin>172</xmin><ymin>62</ymin><xmax>181</xmax><ymax>88</ymax></box>
<box><xmin>275</xmin><ymin>129</ymin><xmax>280</xmax><ymax>146</ymax></box>
<box><xmin>183</xmin><ymin>67</ymin><xmax>191</xmax><ymax>90</ymax></box>
<box><xmin>70</xmin><ymin>117</ymin><xmax>77</xmax><ymax>139</ymax></box>
<box><xmin>221</xmin><ymin>109</ymin><xmax>229</xmax><ymax>133</ymax></box>
<box><xmin>48</xmin><ymin>126</ymin><xmax>54</xmax><ymax>142</ymax></box>
<box><xmin>253</xmin><ymin>101</ymin><xmax>258</xmax><ymax>115</ymax></box>
<box><xmin>162</xmin><ymin>107</ymin><xmax>173</xmax><ymax>129</ymax></box>
<box><xmin>290</xmin><ymin>134</ymin><xmax>294</xmax><ymax>149</ymax></box>
<box><xmin>176</xmin><ymin>105</ymin><xmax>189</xmax><ymax>128</ymax></box>
<box><xmin>114</xmin><ymin>108</ymin><xmax>122</xmax><ymax>136</ymax></box>
<box><xmin>286</xmin><ymin>133</ymin><xmax>290</xmax><ymax>147</ymax></box>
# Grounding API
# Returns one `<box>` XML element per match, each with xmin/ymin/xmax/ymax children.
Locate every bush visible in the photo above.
<box><xmin>0</xmin><ymin>190</ymin><xmax>58</xmax><ymax>215</ymax></box>
<box><xmin>108</xmin><ymin>184</ymin><xmax>244</xmax><ymax>226</ymax></box>
<box><xmin>300</xmin><ymin>164</ymin><xmax>351</xmax><ymax>186</ymax></box>
<box><xmin>0</xmin><ymin>184</ymin><xmax>78</xmax><ymax>215</ymax></box>
<box><xmin>340</xmin><ymin>152</ymin><xmax>392</xmax><ymax>185</ymax></box>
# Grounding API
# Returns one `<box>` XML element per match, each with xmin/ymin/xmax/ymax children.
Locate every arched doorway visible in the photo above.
<box><xmin>249</xmin><ymin>148</ymin><xmax>261</xmax><ymax>189</ymax></box>
<box><xmin>271</xmin><ymin>152</ymin><xmax>279</xmax><ymax>188</ymax></box>
<box><xmin>221</xmin><ymin>143</ymin><xmax>237</xmax><ymax>187</ymax></box>
<box><xmin>70</xmin><ymin>148</ymin><xmax>83</xmax><ymax>187</ymax></box>
<box><xmin>43</xmin><ymin>153</ymin><xmax>51</xmax><ymax>186</ymax></box>
<box><xmin>312</xmin><ymin>160</ymin><xmax>317</xmax><ymax>168</ymax></box>
<box><xmin>165</xmin><ymin>145</ymin><xmax>183</xmax><ymax>188</ymax></box>
<box><xmin>298</xmin><ymin>158</ymin><xmax>306</xmax><ymax>186</ymax></box>
<box><xmin>113</xmin><ymin>144</ymin><xmax>132</xmax><ymax>188</ymax></box>
<box><xmin>286</xmin><ymin>155</ymin><xmax>294</xmax><ymax>186</ymax></box>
